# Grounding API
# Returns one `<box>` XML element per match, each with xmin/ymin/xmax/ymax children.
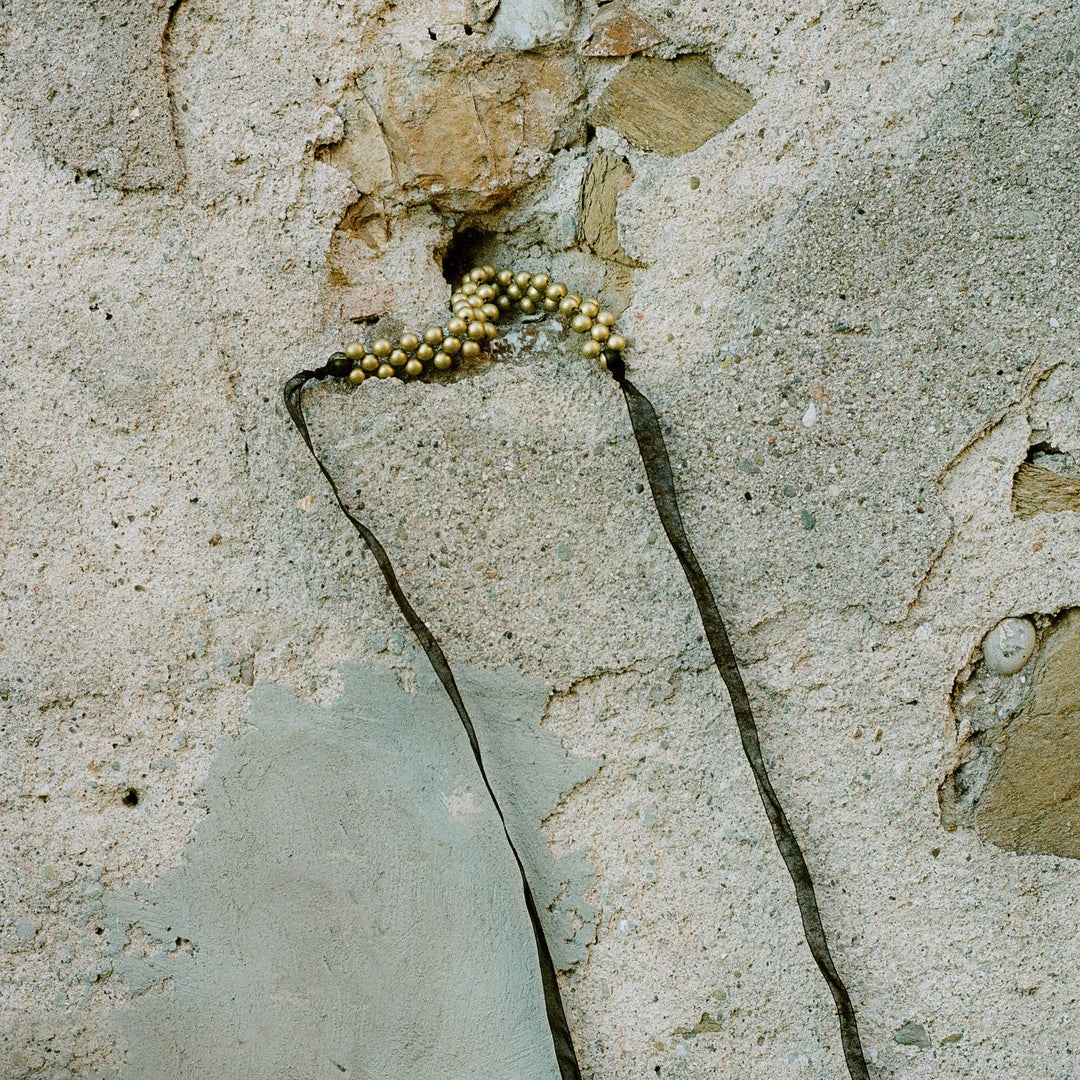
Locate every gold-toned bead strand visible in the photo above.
<box><xmin>336</xmin><ymin>266</ymin><xmax>628</xmax><ymax>386</ymax></box>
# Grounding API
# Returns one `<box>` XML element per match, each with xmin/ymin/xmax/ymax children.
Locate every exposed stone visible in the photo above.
<box><xmin>489</xmin><ymin>0</ymin><xmax>574</xmax><ymax>50</ymax></box>
<box><xmin>981</xmin><ymin>617</ymin><xmax>1037</xmax><ymax>675</ymax></box>
<box><xmin>941</xmin><ymin>608</ymin><xmax>1080</xmax><ymax>859</ymax></box>
<box><xmin>316</xmin><ymin>92</ymin><xmax>396</xmax><ymax>199</ymax></box>
<box><xmin>589</xmin><ymin>54</ymin><xmax>754</xmax><ymax>156</ymax></box>
<box><xmin>976</xmin><ymin>609</ymin><xmax>1080</xmax><ymax>857</ymax></box>
<box><xmin>580</xmin><ymin>151</ymin><xmax>636</xmax><ymax>266</ymax></box>
<box><xmin>582</xmin><ymin>4</ymin><xmax>665</xmax><ymax>57</ymax></box>
<box><xmin>0</xmin><ymin>0</ymin><xmax>181</xmax><ymax>189</ymax></box>
<box><xmin>368</xmin><ymin>49</ymin><xmax>585</xmax><ymax>212</ymax></box>
<box><xmin>579</xmin><ymin>151</ymin><xmax>642</xmax><ymax>310</ymax></box>
<box><xmin>1012</xmin><ymin>462</ymin><xmax>1080</xmax><ymax>518</ymax></box>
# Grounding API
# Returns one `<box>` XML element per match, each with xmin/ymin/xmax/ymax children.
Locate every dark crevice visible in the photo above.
<box><xmin>161</xmin><ymin>0</ymin><xmax>189</xmax><ymax>189</ymax></box>
<box><xmin>440</xmin><ymin>226</ymin><xmax>500</xmax><ymax>287</ymax></box>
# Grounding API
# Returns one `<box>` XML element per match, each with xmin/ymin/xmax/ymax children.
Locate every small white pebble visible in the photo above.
<box><xmin>1049</xmin><ymin>317</ymin><xmax>1060</xmax><ymax>328</ymax></box>
<box><xmin>982</xmin><ymin>617</ymin><xmax>1036</xmax><ymax>675</ymax></box>
<box><xmin>802</xmin><ymin>403</ymin><xmax>817</xmax><ymax>427</ymax></box>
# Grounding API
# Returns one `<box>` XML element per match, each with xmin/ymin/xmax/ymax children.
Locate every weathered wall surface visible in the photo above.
<box><xmin>1</xmin><ymin>1</ymin><xmax>1079</xmax><ymax>1078</ymax></box>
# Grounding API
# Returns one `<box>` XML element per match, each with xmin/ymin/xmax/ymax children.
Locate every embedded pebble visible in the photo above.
<box><xmin>893</xmin><ymin>1020</ymin><xmax>931</xmax><ymax>1049</ymax></box>
<box><xmin>982</xmin><ymin>617</ymin><xmax>1037</xmax><ymax>675</ymax></box>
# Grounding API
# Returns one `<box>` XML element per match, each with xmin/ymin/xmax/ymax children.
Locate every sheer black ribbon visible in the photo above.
<box><xmin>285</xmin><ymin>354</ymin><xmax>869</xmax><ymax>1080</ymax></box>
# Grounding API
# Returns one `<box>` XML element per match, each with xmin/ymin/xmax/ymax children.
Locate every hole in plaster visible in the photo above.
<box><xmin>122</xmin><ymin>788</ymin><xmax>140</xmax><ymax>807</ymax></box>
<box><xmin>441</xmin><ymin>227</ymin><xmax>500</xmax><ymax>287</ymax></box>
<box><xmin>940</xmin><ymin>607</ymin><xmax>1080</xmax><ymax>858</ymax></box>
<box><xmin>1012</xmin><ymin>440</ymin><xmax>1080</xmax><ymax>518</ymax></box>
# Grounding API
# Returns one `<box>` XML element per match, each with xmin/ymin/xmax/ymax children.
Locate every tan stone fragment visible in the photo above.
<box><xmin>1011</xmin><ymin>462</ymin><xmax>1080</xmax><ymax>519</ymax></box>
<box><xmin>975</xmin><ymin>609</ymin><xmax>1080</xmax><ymax>858</ymax></box>
<box><xmin>589</xmin><ymin>54</ymin><xmax>754</xmax><ymax>156</ymax></box>
<box><xmin>317</xmin><ymin>92</ymin><xmax>396</xmax><ymax>199</ymax></box>
<box><xmin>369</xmin><ymin>50</ymin><xmax>585</xmax><ymax>212</ymax></box>
<box><xmin>579</xmin><ymin>151</ymin><xmax>643</xmax><ymax>311</ymax></box>
<box><xmin>582</xmin><ymin>4</ymin><xmax>665</xmax><ymax>57</ymax></box>
<box><xmin>580</xmin><ymin>152</ymin><xmax>637</xmax><ymax>266</ymax></box>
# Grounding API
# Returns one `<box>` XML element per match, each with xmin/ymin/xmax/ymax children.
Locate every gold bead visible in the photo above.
<box><xmin>606</xmin><ymin>333</ymin><xmax>626</xmax><ymax>351</ymax></box>
<box><xmin>481</xmin><ymin>303</ymin><xmax>499</xmax><ymax>320</ymax></box>
<box><xmin>453</xmin><ymin>305</ymin><xmax>474</xmax><ymax>321</ymax></box>
<box><xmin>559</xmin><ymin>295</ymin><xmax>580</xmax><ymax>315</ymax></box>
<box><xmin>526</xmin><ymin>285</ymin><xmax>542</xmax><ymax>302</ymax></box>
<box><xmin>519</xmin><ymin>297</ymin><xmax>536</xmax><ymax>315</ymax></box>
<box><xmin>442</xmin><ymin>335</ymin><xmax>462</xmax><ymax>355</ymax></box>
<box><xmin>531</xmin><ymin>273</ymin><xmax>550</xmax><ymax>290</ymax></box>
<box><xmin>596</xmin><ymin>310</ymin><xmax>616</xmax><ymax>327</ymax></box>
<box><xmin>361</xmin><ymin>354</ymin><xmax>380</xmax><ymax>372</ymax></box>
<box><xmin>484</xmin><ymin>322</ymin><xmax>497</xmax><ymax>339</ymax></box>
<box><xmin>496</xmin><ymin>269</ymin><xmax>513</xmax><ymax>287</ymax></box>
<box><xmin>461</xmin><ymin>340</ymin><xmax>481</xmax><ymax>360</ymax></box>
<box><xmin>468</xmin><ymin>267</ymin><xmax>486</xmax><ymax>282</ymax></box>
<box><xmin>399</xmin><ymin>332</ymin><xmax>419</xmax><ymax>352</ymax></box>
<box><xmin>481</xmin><ymin>264</ymin><xmax>496</xmax><ymax>280</ymax></box>
<box><xmin>506</xmin><ymin>284</ymin><xmax>522</xmax><ymax>300</ymax></box>
<box><xmin>389</xmin><ymin>349</ymin><xmax>407</xmax><ymax>367</ymax></box>
<box><xmin>347</xmin><ymin>367</ymin><xmax>366</xmax><ymax>385</ymax></box>
<box><xmin>591</xmin><ymin>324</ymin><xmax>610</xmax><ymax>342</ymax></box>
<box><xmin>433</xmin><ymin>351</ymin><xmax>452</xmax><ymax>370</ymax></box>
<box><xmin>345</xmin><ymin>341</ymin><xmax>365</xmax><ymax>362</ymax></box>
<box><xmin>463</xmin><ymin>280</ymin><xmax>478</xmax><ymax>295</ymax></box>
<box><xmin>372</xmin><ymin>338</ymin><xmax>392</xmax><ymax>358</ymax></box>
<box><xmin>405</xmin><ymin>358</ymin><xmax>423</xmax><ymax>377</ymax></box>
<box><xmin>468</xmin><ymin>321</ymin><xmax>486</xmax><ymax>341</ymax></box>
<box><xmin>416</xmin><ymin>343</ymin><xmax>434</xmax><ymax>361</ymax></box>
<box><xmin>580</xmin><ymin>299</ymin><xmax>600</xmax><ymax>318</ymax></box>
<box><xmin>571</xmin><ymin>313</ymin><xmax>592</xmax><ymax>334</ymax></box>
<box><xmin>447</xmin><ymin>316</ymin><xmax>468</xmax><ymax>336</ymax></box>
<box><xmin>514</xmin><ymin>271</ymin><xmax>531</xmax><ymax>288</ymax></box>
<box><xmin>581</xmin><ymin>340</ymin><xmax>602</xmax><ymax>359</ymax></box>
<box><xmin>377</xmin><ymin>363</ymin><xmax>395</xmax><ymax>378</ymax></box>
<box><xmin>543</xmin><ymin>298</ymin><xmax>559</xmax><ymax>311</ymax></box>
<box><xmin>497</xmin><ymin>294</ymin><xmax>512</xmax><ymax>311</ymax></box>
<box><xmin>423</xmin><ymin>325</ymin><xmax>443</xmax><ymax>346</ymax></box>
<box><xmin>545</xmin><ymin>282</ymin><xmax>567</xmax><ymax>300</ymax></box>
<box><xmin>477</xmin><ymin>283</ymin><xmax>495</xmax><ymax>300</ymax></box>
<box><xmin>451</xmin><ymin>292</ymin><xmax>469</xmax><ymax>306</ymax></box>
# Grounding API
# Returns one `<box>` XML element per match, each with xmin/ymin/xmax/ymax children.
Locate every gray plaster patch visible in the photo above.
<box><xmin>100</xmin><ymin>661</ymin><xmax>597</xmax><ymax>1080</ymax></box>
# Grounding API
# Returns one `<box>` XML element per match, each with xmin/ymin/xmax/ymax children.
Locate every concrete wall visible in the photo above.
<box><xmin>2</xmin><ymin>1</ymin><xmax>1079</xmax><ymax>1077</ymax></box>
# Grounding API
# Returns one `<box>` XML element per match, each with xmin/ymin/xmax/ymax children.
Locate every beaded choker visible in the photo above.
<box><xmin>285</xmin><ymin>265</ymin><xmax>870</xmax><ymax>1080</ymax></box>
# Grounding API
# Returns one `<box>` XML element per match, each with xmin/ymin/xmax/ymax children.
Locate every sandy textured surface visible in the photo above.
<box><xmin>1</xmin><ymin>1</ymin><xmax>1079</xmax><ymax>1078</ymax></box>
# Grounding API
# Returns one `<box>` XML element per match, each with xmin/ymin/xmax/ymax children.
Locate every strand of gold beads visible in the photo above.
<box><xmin>323</xmin><ymin>265</ymin><xmax>628</xmax><ymax>384</ymax></box>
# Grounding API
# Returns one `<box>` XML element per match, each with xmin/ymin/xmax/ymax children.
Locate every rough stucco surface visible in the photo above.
<box><xmin>1</xmin><ymin>2</ymin><xmax>1079</xmax><ymax>1079</ymax></box>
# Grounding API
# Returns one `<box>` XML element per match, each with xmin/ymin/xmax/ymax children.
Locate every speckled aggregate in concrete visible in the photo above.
<box><xmin>1</xmin><ymin>1</ymin><xmax>1079</xmax><ymax>1078</ymax></box>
